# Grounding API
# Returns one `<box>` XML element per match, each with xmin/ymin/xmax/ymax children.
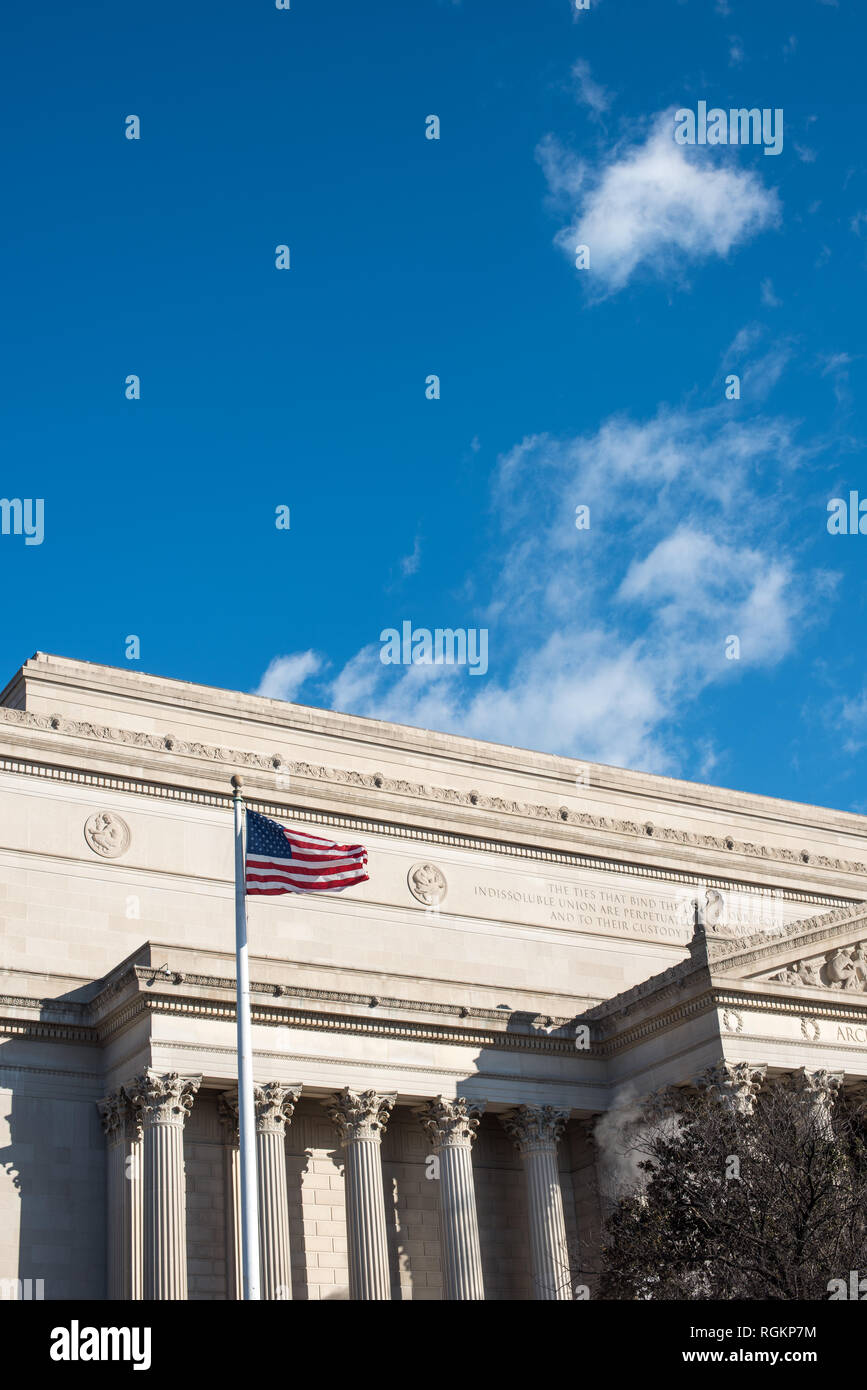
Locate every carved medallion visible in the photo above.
<box><xmin>407</xmin><ymin>862</ymin><xmax>447</xmax><ymax>906</ymax></box>
<box><xmin>800</xmin><ymin>1016</ymin><xmax>821</xmax><ymax>1042</ymax></box>
<box><xmin>722</xmin><ymin>1007</ymin><xmax>743</xmax><ymax>1033</ymax></box>
<box><xmin>84</xmin><ymin>811</ymin><xmax>130</xmax><ymax>859</ymax></box>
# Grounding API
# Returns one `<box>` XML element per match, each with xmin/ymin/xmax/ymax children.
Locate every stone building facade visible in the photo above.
<box><xmin>2</xmin><ymin>653</ymin><xmax>867</xmax><ymax>1300</ymax></box>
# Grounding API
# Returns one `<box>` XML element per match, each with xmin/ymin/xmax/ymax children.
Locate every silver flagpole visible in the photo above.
<box><xmin>231</xmin><ymin>774</ymin><xmax>261</xmax><ymax>1300</ymax></box>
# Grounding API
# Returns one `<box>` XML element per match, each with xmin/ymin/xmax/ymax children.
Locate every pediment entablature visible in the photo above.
<box><xmin>705</xmin><ymin>902</ymin><xmax>867</xmax><ymax>995</ymax></box>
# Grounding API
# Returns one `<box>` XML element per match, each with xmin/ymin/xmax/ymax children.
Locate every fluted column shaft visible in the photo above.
<box><xmin>218</xmin><ymin>1094</ymin><xmax>243</xmax><ymax>1300</ymax></box>
<box><xmin>255</xmin><ymin>1083</ymin><xmax>301</xmax><ymax>1299</ymax></box>
<box><xmin>502</xmin><ymin>1106</ymin><xmax>572</xmax><ymax>1301</ymax></box>
<box><xmin>324</xmin><ymin>1089</ymin><xmax>396</xmax><ymax>1300</ymax></box>
<box><xmin>98</xmin><ymin>1090</ymin><xmax>143</xmax><ymax>1300</ymax></box>
<box><xmin>417</xmin><ymin>1097</ymin><xmax>485</xmax><ymax>1300</ymax></box>
<box><xmin>128</xmin><ymin>1071</ymin><xmax>201</xmax><ymax>1301</ymax></box>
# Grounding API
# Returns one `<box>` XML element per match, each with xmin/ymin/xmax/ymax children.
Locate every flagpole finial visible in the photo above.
<box><xmin>231</xmin><ymin>774</ymin><xmax>243</xmax><ymax>795</ymax></box>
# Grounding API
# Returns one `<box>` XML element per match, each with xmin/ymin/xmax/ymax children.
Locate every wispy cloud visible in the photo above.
<box><xmin>310</xmin><ymin>375</ymin><xmax>834</xmax><ymax>773</ymax></box>
<box><xmin>255</xmin><ymin>651</ymin><xmax>323</xmax><ymax>702</ymax></box>
<box><xmin>571</xmin><ymin>59</ymin><xmax>612</xmax><ymax>120</ymax></box>
<box><xmin>761</xmin><ymin>277</ymin><xmax>782</xmax><ymax>306</ymax></box>
<box><xmin>728</xmin><ymin>36</ymin><xmax>745</xmax><ymax>67</ymax></box>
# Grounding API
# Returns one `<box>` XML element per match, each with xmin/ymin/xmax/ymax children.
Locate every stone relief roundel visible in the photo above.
<box><xmin>407</xmin><ymin>862</ymin><xmax>447</xmax><ymax>907</ymax></box>
<box><xmin>84</xmin><ymin>811</ymin><xmax>131</xmax><ymax>859</ymax></box>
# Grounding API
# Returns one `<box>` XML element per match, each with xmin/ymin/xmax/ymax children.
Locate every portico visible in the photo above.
<box><xmin>2</xmin><ymin>653</ymin><xmax>867</xmax><ymax>1299</ymax></box>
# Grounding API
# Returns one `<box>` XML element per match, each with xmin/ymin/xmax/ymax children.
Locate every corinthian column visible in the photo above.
<box><xmin>127</xmin><ymin>1071</ymin><xmax>201</xmax><ymax>1300</ymax></box>
<box><xmin>254</xmin><ymin>1082</ymin><xmax>302</xmax><ymax>1299</ymax></box>
<box><xmin>416</xmin><ymin>1097</ymin><xmax>485</xmax><ymax>1300</ymax></box>
<box><xmin>501</xmin><ymin>1105</ymin><xmax>572</xmax><ymax>1301</ymax></box>
<box><xmin>789</xmin><ymin>1068</ymin><xmax>844</xmax><ymax>1137</ymax></box>
<box><xmin>98</xmin><ymin>1089</ymin><xmax>143</xmax><ymax>1300</ymax></box>
<box><xmin>697</xmin><ymin>1061</ymin><xmax>767</xmax><ymax>1116</ymax></box>
<box><xmin>323</xmin><ymin>1088</ymin><xmax>396</xmax><ymax>1300</ymax></box>
<box><xmin>217</xmin><ymin>1092</ymin><xmax>243</xmax><ymax>1300</ymax></box>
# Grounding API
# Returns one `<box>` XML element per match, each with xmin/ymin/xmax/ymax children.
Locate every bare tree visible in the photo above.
<box><xmin>596</xmin><ymin>1076</ymin><xmax>867</xmax><ymax>1300</ymax></box>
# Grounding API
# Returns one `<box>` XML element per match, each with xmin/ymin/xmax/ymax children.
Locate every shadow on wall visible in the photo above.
<box><xmin>285</xmin><ymin>1097</ymin><xmax>350</xmax><ymax>1301</ymax></box>
<box><xmin>0</xmin><ymin>1034</ymin><xmax>106</xmax><ymax>1300</ymax></box>
<box><xmin>459</xmin><ymin>1024</ymin><xmax>598</xmax><ymax>1301</ymax></box>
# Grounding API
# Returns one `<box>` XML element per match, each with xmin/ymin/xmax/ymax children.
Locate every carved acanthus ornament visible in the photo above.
<box><xmin>126</xmin><ymin>1071</ymin><xmax>201</xmax><ymax>1128</ymax></box>
<box><xmin>415</xmin><ymin>1097</ymin><xmax>485</xmax><ymax>1149</ymax></box>
<box><xmin>787</xmin><ymin>1068</ymin><xmax>844</xmax><ymax>1135</ymax></box>
<box><xmin>97</xmin><ymin>1088</ymin><xmax>142</xmax><ymax>1143</ymax></box>
<box><xmin>697</xmin><ymin>1062</ymin><xmax>767</xmax><ymax>1116</ymax></box>
<box><xmin>323</xmin><ymin>1088</ymin><xmax>396</xmax><ymax>1144</ymax></box>
<box><xmin>500</xmin><ymin>1105</ymin><xmax>570</xmax><ymax>1154</ymax></box>
<box><xmin>254</xmin><ymin>1083</ymin><xmax>302</xmax><ymax>1135</ymax></box>
<box><xmin>218</xmin><ymin>1091</ymin><xmax>240</xmax><ymax>1145</ymax></box>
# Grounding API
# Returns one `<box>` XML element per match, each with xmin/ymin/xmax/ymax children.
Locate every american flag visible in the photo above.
<box><xmin>245</xmin><ymin>810</ymin><xmax>369</xmax><ymax>896</ymax></box>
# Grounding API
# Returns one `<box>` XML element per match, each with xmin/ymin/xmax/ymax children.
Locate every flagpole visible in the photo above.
<box><xmin>231</xmin><ymin>774</ymin><xmax>261</xmax><ymax>1300</ymax></box>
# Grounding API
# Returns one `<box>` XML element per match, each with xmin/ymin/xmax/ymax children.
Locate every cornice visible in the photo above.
<box><xmin>596</xmin><ymin>982</ymin><xmax>867</xmax><ymax>1059</ymax></box>
<box><xmin>707</xmin><ymin>904</ymin><xmax>867</xmax><ymax>971</ymax></box>
<box><xmin>1</xmin><ymin>971</ymin><xmax>594</xmax><ymax>1059</ymax></box>
<box><xmin>1</xmin><ymin>708</ymin><xmax>865</xmax><ymax>892</ymax></box>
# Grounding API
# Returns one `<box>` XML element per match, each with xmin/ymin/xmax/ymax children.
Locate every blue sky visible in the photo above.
<box><xmin>2</xmin><ymin>0</ymin><xmax>866</xmax><ymax>811</ymax></box>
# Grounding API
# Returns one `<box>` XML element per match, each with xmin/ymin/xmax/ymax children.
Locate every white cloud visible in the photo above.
<box><xmin>255</xmin><ymin>651</ymin><xmax>322</xmax><ymax>702</ymax></box>
<box><xmin>322</xmin><ymin>383</ymin><xmax>831</xmax><ymax>773</ymax></box>
<box><xmin>541</xmin><ymin>114</ymin><xmax>780</xmax><ymax>296</ymax></box>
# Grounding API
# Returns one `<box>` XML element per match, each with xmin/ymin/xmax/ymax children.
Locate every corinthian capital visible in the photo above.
<box><xmin>126</xmin><ymin>1070</ymin><xmax>201</xmax><ymax>1128</ymax></box>
<box><xmin>323</xmin><ymin>1088</ymin><xmax>396</xmax><ymax>1143</ymax></box>
<box><xmin>97</xmin><ymin>1088</ymin><xmax>142</xmax><ymax>1144</ymax></box>
<box><xmin>788</xmin><ymin>1068</ymin><xmax>844</xmax><ymax>1134</ymax></box>
<box><xmin>500</xmin><ymin>1105</ymin><xmax>570</xmax><ymax>1154</ymax></box>
<box><xmin>415</xmin><ymin>1096</ymin><xmax>485</xmax><ymax>1149</ymax></box>
<box><xmin>218</xmin><ymin>1090</ymin><xmax>240</xmax><ymax>1145</ymax></box>
<box><xmin>697</xmin><ymin>1061</ymin><xmax>766</xmax><ymax>1116</ymax></box>
<box><xmin>255</xmin><ymin>1082</ymin><xmax>303</xmax><ymax>1135</ymax></box>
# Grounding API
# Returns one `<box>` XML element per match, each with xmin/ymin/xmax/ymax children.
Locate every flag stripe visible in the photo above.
<box><xmin>244</xmin><ymin>809</ymin><xmax>369</xmax><ymax>897</ymax></box>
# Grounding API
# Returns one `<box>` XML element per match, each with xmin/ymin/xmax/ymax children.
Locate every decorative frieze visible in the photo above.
<box><xmin>765</xmin><ymin>942</ymin><xmax>867</xmax><ymax>993</ymax></box>
<box><xmin>3</xmin><ymin>702</ymin><xmax>866</xmax><ymax>876</ymax></box>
